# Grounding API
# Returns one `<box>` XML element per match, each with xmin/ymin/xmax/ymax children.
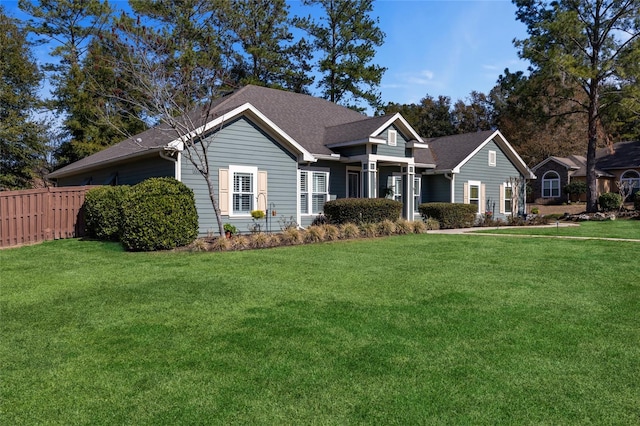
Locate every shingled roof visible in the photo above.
<box><xmin>596</xmin><ymin>140</ymin><xmax>640</xmax><ymax>170</ymax></box>
<box><xmin>425</xmin><ymin>130</ymin><xmax>496</xmax><ymax>171</ymax></box>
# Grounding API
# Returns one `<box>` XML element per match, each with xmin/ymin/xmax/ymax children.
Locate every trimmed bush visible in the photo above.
<box><xmin>324</xmin><ymin>198</ymin><xmax>402</xmax><ymax>225</ymax></box>
<box><xmin>598</xmin><ymin>192</ymin><xmax>622</xmax><ymax>212</ymax></box>
<box><xmin>84</xmin><ymin>186</ymin><xmax>130</xmax><ymax>241</ymax></box>
<box><xmin>121</xmin><ymin>178</ymin><xmax>198</xmax><ymax>251</ymax></box>
<box><xmin>418</xmin><ymin>203</ymin><xmax>477</xmax><ymax>229</ymax></box>
<box><xmin>634</xmin><ymin>192</ymin><xmax>640</xmax><ymax>211</ymax></box>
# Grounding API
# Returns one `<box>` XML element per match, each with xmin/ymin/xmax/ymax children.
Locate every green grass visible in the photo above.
<box><xmin>475</xmin><ymin>219</ymin><xmax>640</xmax><ymax>239</ymax></box>
<box><xmin>2</xmin><ymin>235</ymin><xmax>639</xmax><ymax>424</ymax></box>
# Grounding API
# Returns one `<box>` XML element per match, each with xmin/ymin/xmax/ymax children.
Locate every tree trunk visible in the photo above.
<box><xmin>585</xmin><ymin>82</ymin><xmax>599</xmax><ymax>213</ymax></box>
<box><xmin>205</xmin><ymin>175</ymin><xmax>225</xmax><ymax>236</ymax></box>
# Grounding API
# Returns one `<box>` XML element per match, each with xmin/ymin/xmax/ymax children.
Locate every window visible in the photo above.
<box><xmin>390</xmin><ymin>175</ymin><xmax>402</xmax><ymax>202</ymax></box>
<box><xmin>504</xmin><ymin>184</ymin><xmax>512</xmax><ymax>215</ymax></box>
<box><xmin>300</xmin><ymin>170</ymin><xmax>329</xmax><ymax>214</ymax></box>
<box><xmin>469</xmin><ymin>184</ymin><xmax>480</xmax><ymax>208</ymax></box>
<box><xmin>229</xmin><ymin>165</ymin><xmax>257</xmax><ymax>215</ymax></box>
<box><xmin>347</xmin><ymin>170</ymin><xmax>360</xmax><ymax>198</ymax></box>
<box><xmin>388</xmin><ymin>129</ymin><xmax>397</xmax><ymax>146</ymax></box>
<box><xmin>488</xmin><ymin>150</ymin><xmax>496</xmax><ymax>167</ymax></box>
<box><xmin>413</xmin><ymin>176</ymin><xmax>421</xmax><ymax>212</ymax></box>
<box><xmin>233</xmin><ymin>173</ymin><xmax>253</xmax><ymax>213</ymax></box>
<box><xmin>620</xmin><ymin>170</ymin><xmax>640</xmax><ymax>194</ymax></box>
<box><xmin>542</xmin><ymin>171</ymin><xmax>560</xmax><ymax>197</ymax></box>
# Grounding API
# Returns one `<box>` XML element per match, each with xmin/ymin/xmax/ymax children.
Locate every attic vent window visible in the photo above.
<box><xmin>488</xmin><ymin>150</ymin><xmax>496</xmax><ymax>167</ymax></box>
<box><xmin>388</xmin><ymin>130</ymin><xmax>397</xmax><ymax>146</ymax></box>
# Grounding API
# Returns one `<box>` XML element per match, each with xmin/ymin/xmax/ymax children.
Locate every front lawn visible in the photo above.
<box><xmin>475</xmin><ymin>219</ymin><xmax>640</xmax><ymax>239</ymax></box>
<box><xmin>2</xmin><ymin>235</ymin><xmax>639</xmax><ymax>424</ymax></box>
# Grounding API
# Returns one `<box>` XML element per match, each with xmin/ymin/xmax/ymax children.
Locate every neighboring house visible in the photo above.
<box><xmin>47</xmin><ymin>85</ymin><xmax>535</xmax><ymax>235</ymax></box>
<box><xmin>532</xmin><ymin>140</ymin><xmax>640</xmax><ymax>203</ymax></box>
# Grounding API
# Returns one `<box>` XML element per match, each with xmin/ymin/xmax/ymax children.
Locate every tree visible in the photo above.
<box><xmin>513</xmin><ymin>0</ymin><xmax>640</xmax><ymax>212</ymax></box>
<box><xmin>490</xmin><ymin>68</ymin><xmax>589</xmax><ymax>165</ymax></box>
<box><xmin>19</xmin><ymin>0</ymin><xmax>114</xmax><ymax>167</ymax></box>
<box><xmin>224</xmin><ymin>0</ymin><xmax>313</xmax><ymax>91</ymax></box>
<box><xmin>0</xmin><ymin>8</ymin><xmax>48</xmax><ymax>190</ymax></box>
<box><xmin>452</xmin><ymin>91</ymin><xmax>494</xmax><ymax>134</ymax></box>
<box><xmin>93</xmin><ymin>7</ymin><xmax>231</xmax><ymax>236</ymax></box>
<box><xmin>295</xmin><ymin>0</ymin><xmax>386</xmax><ymax>110</ymax></box>
<box><xmin>383</xmin><ymin>94</ymin><xmax>455</xmax><ymax>137</ymax></box>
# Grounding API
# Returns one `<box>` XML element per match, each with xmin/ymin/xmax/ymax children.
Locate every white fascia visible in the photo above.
<box><xmin>166</xmin><ymin>102</ymin><xmax>316</xmax><ymax>163</ymax></box>
<box><xmin>370</xmin><ymin>113</ymin><xmax>424</xmax><ymax>143</ymax></box>
<box><xmin>325</xmin><ymin>137</ymin><xmax>386</xmax><ymax>148</ymax></box>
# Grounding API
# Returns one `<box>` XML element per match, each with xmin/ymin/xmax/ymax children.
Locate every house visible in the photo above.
<box><xmin>47</xmin><ymin>85</ymin><xmax>535</xmax><ymax>235</ymax></box>
<box><xmin>531</xmin><ymin>141</ymin><xmax>640</xmax><ymax>203</ymax></box>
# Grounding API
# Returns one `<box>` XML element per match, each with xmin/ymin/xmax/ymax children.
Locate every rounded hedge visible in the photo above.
<box><xmin>418</xmin><ymin>202</ymin><xmax>478</xmax><ymax>229</ymax></box>
<box><xmin>598</xmin><ymin>192</ymin><xmax>622</xmax><ymax>212</ymax></box>
<box><xmin>323</xmin><ymin>198</ymin><xmax>402</xmax><ymax>224</ymax></box>
<box><xmin>121</xmin><ymin>178</ymin><xmax>198</xmax><ymax>251</ymax></box>
<box><xmin>84</xmin><ymin>186</ymin><xmax>130</xmax><ymax>241</ymax></box>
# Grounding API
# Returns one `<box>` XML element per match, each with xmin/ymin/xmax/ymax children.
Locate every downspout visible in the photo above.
<box><xmin>159</xmin><ymin>149</ymin><xmax>181</xmax><ymax>181</ymax></box>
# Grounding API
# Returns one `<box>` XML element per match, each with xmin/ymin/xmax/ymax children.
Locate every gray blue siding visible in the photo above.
<box><xmin>454</xmin><ymin>138</ymin><xmax>523</xmax><ymax>219</ymax></box>
<box><xmin>376</xmin><ymin>125</ymin><xmax>411</xmax><ymax>158</ymax></box>
<box><xmin>423</xmin><ymin>173</ymin><xmax>451</xmax><ymax>203</ymax></box>
<box><xmin>180</xmin><ymin>117</ymin><xmax>298</xmax><ymax>235</ymax></box>
<box><xmin>55</xmin><ymin>155</ymin><xmax>174</xmax><ymax>186</ymax></box>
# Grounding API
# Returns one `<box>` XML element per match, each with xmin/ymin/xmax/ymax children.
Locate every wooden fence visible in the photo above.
<box><xmin>0</xmin><ymin>186</ymin><xmax>98</xmax><ymax>249</ymax></box>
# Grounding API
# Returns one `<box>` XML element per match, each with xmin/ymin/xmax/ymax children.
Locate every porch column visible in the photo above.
<box><xmin>362</xmin><ymin>161</ymin><xmax>377</xmax><ymax>198</ymax></box>
<box><xmin>402</xmin><ymin>165</ymin><xmax>415</xmax><ymax>220</ymax></box>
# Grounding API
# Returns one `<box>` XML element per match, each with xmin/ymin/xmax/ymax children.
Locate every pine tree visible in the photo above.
<box><xmin>0</xmin><ymin>8</ymin><xmax>48</xmax><ymax>190</ymax></box>
<box><xmin>295</xmin><ymin>0</ymin><xmax>386</xmax><ymax>110</ymax></box>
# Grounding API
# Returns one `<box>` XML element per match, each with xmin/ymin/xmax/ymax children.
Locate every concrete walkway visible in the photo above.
<box><xmin>426</xmin><ymin>223</ymin><xmax>640</xmax><ymax>242</ymax></box>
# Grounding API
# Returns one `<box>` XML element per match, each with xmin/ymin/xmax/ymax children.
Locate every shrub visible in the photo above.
<box><xmin>304</xmin><ymin>225</ymin><xmax>326</xmax><ymax>243</ymax></box>
<box><xmin>84</xmin><ymin>186</ymin><xmax>130</xmax><ymax>241</ymax></box>
<box><xmin>324</xmin><ymin>198</ymin><xmax>402</xmax><ymax>225</ymax></box>
<box><xmin>321</xmin><ymin>224</ymin><xmax>340</xmax><ymax>240</ymax></box>
<box><xmin>395</xmin><ymin>219</ymin><xmax>412</xmax><ymax>235</ymax></box>
<box><xmin>563</xmin><ymin>181</ymin><xmax>587</xmax><ymax>197</ymax></box>
<box><xmin>598</xmin><ymin>192</ymin><xmax>622</xmax><ymax>212</ymax></box>
<box><xmin>360</xmin><ymin>222</ymin><xmax>378</xmax><ymax>238</ymax></box>
<box><xmin>120</xmin><ymin>178</ymin><xmax>198</xmax><ymax>251</ymax></box>
<box><xmin>311</xmin><ymin>214</ymin><xmax>329</xmax><ymax>226</ymax></box>
<box><xmin>378</xmin><ymin>219</ymin><xmax>396</xmax><ymax>236</ymax></box>
<box><xmin>418</xmin><ymin>203</ymin><xmax>477</xmax><ymax>229</ymax></box>
<box><xmin>231</xmin><ymin>235</ymin><xmax>251</xmax><ymax>250</ymax></box>
<box><xmin>423</xmin><ymin>217</ymin><xmax>440</xmax><ymax>230</ymax></box>
<box><xmin>339</xmin><ymin>223</ymin><xmax>360</xmax><ymax>239</ymax></box>
<box><xmin>249</xmin><ymin>232</ymin><xmax>274</xmax><ymax>249</ymax></box>
<box><xmin>210</xmin><ymin>236</ymin><xmax>231</xmax><ymax>251</ymax></box>
<box><xmin>280</xmin><ymin>227</ymin><xmax>304</xmax><ymax>245</ymax></box>
<box><xmin>412</xmin><ymin>220</ymin><xmax>427</xmax><ymax>233</ymax></box>
<box><xmin>635</xmin><ymin>192</ymin><xmax>640</xmax><ymax>211</ymax></box>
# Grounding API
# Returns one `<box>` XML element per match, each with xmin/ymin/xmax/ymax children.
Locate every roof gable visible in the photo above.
<box><xmin>427</xmin><ymin>130</ymin><xmax>535</xmax><ymax>178</ymax></box>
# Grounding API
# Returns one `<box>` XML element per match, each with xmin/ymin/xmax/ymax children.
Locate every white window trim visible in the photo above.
<box><xmin>299</xmin><ymin>167</ymin><xmax>330</xmax><ymax>216</ymax></box>
<box><xmin>503</xmin><ymin>182</ymin><xmax>513</xmax><ymax>215</ymax></box>
<box><xmin>468</xmin><ymin>180</ymin><xmax>481</xmax><ymax>213</ymax></box>
<box><xmin>488</xmin><ymin>150</ymin><xmax>496</xmax><ymax>167</ymax></box>
<box><xmin>229</xmin><ymin>165</ymin><xmax>257</xmax><ymax>217</ymax></box>
<box><xmin>388</xmin><ymin>129</ymin><xmax>397</xmax><ymax>146</ymax></box>
<box><xmin>390</xmin><ymin>174</ymin><xmax>402</xmax><ymax>202</ymax></box>
<box><xmin>542</xmin><ymin>171</ymin><xmax>560</xmax><ymax>198</ymax></box>
<box><xmin>620</xmin><ymin>170</ymin><xmax>640</xmax><ymax>191</ymax></box>
<box><xmin>413</xmin><ymin>176</ymin><xmax>421</xmax><ymax>213</ymax></box>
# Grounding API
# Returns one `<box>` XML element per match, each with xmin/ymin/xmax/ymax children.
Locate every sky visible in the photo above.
<box><xmin>370</xmin><ymin>0</ymin><xmax>530</xmax><ymax>105</ymax></box>
<box><xmin>4</xmin><ymin>0</ymin><xmax>531</xmax><ymax>107</ymax></box>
